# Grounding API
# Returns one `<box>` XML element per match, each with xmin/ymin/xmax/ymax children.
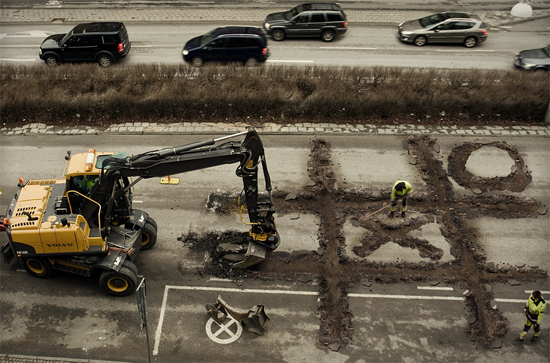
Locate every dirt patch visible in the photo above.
<box><xmin>179</xmin><ymin>136</ymin><xmax>548</xmax><ymax>348</ymax></box>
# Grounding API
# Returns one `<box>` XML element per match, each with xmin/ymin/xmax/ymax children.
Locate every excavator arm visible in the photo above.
<box><xmin>80</xmin><ymin>128</ymin><xmax>279</xmax><ymax>267</ymax></box>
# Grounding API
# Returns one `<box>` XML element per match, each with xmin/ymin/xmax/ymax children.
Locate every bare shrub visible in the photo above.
<box><xmin>1</xmin><ymin>63</ymin><xmax>548</xmax><ymax>126</ymax></box>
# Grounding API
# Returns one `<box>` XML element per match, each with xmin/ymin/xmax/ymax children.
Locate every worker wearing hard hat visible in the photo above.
<box><xmin>520</xmin><ymin>290</ymin><xmax>546</xmax><ymax>342</ymax></box>
<box><xmin>388</xmin><ymin>180</ymin><xmax>413</xmax><ymax>218</ymax></box>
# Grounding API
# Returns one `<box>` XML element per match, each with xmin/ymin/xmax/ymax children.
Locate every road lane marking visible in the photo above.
<box><xmin>0</xmin><ymin>58</ymin><xmax>36</xmax><ymax>62</ymax></box>
<box><xmin>435</xmin><ymin>50</ymin><xmax>495</xmax><ymax>52</ymax></box>
<box><xmin>320</xmin><ymin>47</ymin><xmax>377</xmax><ymax>50</ymax></box>
<box><xmin>266</xmin><ymin>60</ymin><xmax>314</xmax><ymax>63</ymax></box>
<box><xmin>417</xmin><ymin>286</ymin><xmax>454</xmax><ymax>291</ymax></box>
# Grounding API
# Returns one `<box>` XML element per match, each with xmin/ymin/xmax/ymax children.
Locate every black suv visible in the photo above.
<box><xmin>182</xmin><ymin>26</ymin><xmax>269</xmax><ymax>66</ymax></box>
<box><xmin>39</xmin><ymin>22</ymin><xmax>131</xmax><ymax>67</ymax></box>
<box><xmin>263</xmin><ymin>3</ymin><xmax>347</xmax><ymax>42</ymax></box>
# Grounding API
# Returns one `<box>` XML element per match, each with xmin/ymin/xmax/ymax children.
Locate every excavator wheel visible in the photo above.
<box><xmin>99</xmin><ymin>266</ymin><xmax>137</xmax><ymax>297</ymax></box>
<box><xmin>21</xmin><ymin>257</ymin><xmax>53</xmax><ymax>278</ymax></box>
<box><xmin>146</xmin><ymin>216</ymin><xmax>158</xmax><ymax>231</ymax></box>
<box><xmin>122</xmin><ymin>259</ymin><xmax>139</xmax><ymax>277</ymax></box>
<box><xmin>140</xmin><ymin>221</ymin><xmax>157</xmax><ymax>250</ymax></box>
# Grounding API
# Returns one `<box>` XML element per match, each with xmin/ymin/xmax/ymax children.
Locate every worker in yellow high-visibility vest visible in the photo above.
<box><xmin>389</xmin><ymin>180</ymin><xmax>413</xmax><ymax>218</ymax></box>
<box><xmin>520</xmin><ymin>290</ymin><xmax>546</xmax><ymax>342</ymax></box>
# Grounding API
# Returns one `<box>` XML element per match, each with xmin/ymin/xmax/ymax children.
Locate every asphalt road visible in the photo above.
<box><xmin>0</xmin><ymin>133</ymin><xmax>548</xmax><ymax>362</ymax></box>
<box><xmin>1</xmin><ymin>22</ymin><xmax>549</xmax><ymax>69</ymax></box>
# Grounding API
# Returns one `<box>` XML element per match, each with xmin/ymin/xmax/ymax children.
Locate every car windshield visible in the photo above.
<box><xmin>283</xmin><ymin>7</ymin><xmax>300</xmax><ymax>21</ymax></box>
<box><xmin>60</xmin><ymin>30</ymin><xmax>74</xmax><ymax>45</ymax></box>
<box><xmin>544</xmin><ymin>45</ymin><xmax>550</xmax><ymax>57</ymax></box>
<box><xmin>419</xmin><ymin>14</ymin><xmax>447</xmax><ymax>28</ymax></box>
<box><xmin>200</xmin><ymin>29</ymin><xmax>218</xmax><ymax>46</ymax></box>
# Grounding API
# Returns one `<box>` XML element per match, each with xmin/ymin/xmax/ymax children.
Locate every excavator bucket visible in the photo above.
<box><xmin>231</xmin><ymin>241</ymin><xmax>268</xmax><ymax>268</ymax></box>
<box><xmin>222</xmin><ymin>241</ymin><xmax>268</xmax><ymax>268</ymax></box>
<box><xmin>205</xmin><ymin>295</ymin><xmax>270</xmax><ymax>335</ymax></box>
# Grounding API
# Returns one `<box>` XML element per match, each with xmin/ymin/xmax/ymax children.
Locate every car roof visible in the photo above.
<box><xmin>72</xmin><ymin>22</ymin><xmax>125</xmax><ymax>34</ymax></box>
<box><xmin>298</xmin><ymin>3</ymin><xmax>342</xmax><ymax>11</ymax></box>
<box><xmin>440</xmin><ymin>11</ymin><xmax>476</xmax><ymax>18</ymax></box>
<box><xmin>214</xmin><ymin>26</ymin><xmax>265</xmax><ymax>36</ymax></box>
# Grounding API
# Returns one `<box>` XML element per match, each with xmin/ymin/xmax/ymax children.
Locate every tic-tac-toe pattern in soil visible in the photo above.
<box><xmin>181</xmin><ymin>135</ymin><xmax>548</xmax><ymax>349</ymax></box>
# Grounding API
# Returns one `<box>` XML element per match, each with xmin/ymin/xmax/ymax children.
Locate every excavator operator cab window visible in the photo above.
<box><xmin>71</xmin><ymin>175</ymin><xmax>98</xmax><ymax>195</ymax></box>
<box><xmin>67</xmin><ymin>175</ymin><xmax>98</xmax><ymax>214</ymax></box>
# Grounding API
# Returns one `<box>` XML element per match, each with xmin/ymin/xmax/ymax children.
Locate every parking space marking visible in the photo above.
<box><xmin>205</xmin><ymin>316</ymin><xmax>243</xmax><ymax>344</ymax></box>
<box><xmin>153</xmin><ymin>285</ymin><xmax>318</xmax><ymax>355</ymax></box>
<box><xmin>417</xmin><ymin>286</ymin><xmax>454</xmax><ymax>291</ymax></box>
<box><xmin>153</xmin><ymin>285</ymin><xmax>527</xmax><ymax>355</ymax></box>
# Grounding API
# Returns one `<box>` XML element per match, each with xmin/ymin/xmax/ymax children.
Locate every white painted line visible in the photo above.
<box><xmin>524</xmin><ymin>290</ymin><xmax>550</xmax><ymax>294</ymax></box>
<box><xmin>500</xmin><ymin>26</ymin><xmax>513</xmax><ymax>29</ymax></box>
<box><xmin>167</xmin><ymin>285</ymin><xmax>318</xmax><ymax>296</ymax></box>
<box><xmin>320</xmin><ymin>47</ymin><xmax>377</xmax><ymax>50</ymax></box>
<box><xmin>494</xmin><ymin>298</ymin><xmax>527</xmax><ymax>303</ymax></box>
<box><xmin>153</xmin><ymin>285</ymin><xmax>170</xmax><ymax>356</ymax></box>
<box><xmin>0</xmin><ymin>45</ymin><xmax>39</xmax><ymax>48</ymax></box>
<box><xmin>208</xmin><ymin>277</ymin><xmax>233</xmax><ymax>282</ymax></box>
<box><xmin>435</xmin><ymin>50</ymin><xmax>495</xmax><ymax>52</ymax></box>
<box><xmin>133</xmin><ymin>200</ymin><xmax>143</xmax><ymax>203</ymax></box>
<box><xmin>417</xmin><ymin>286</ymin><xmax>454</xmax><ymax>291</ymax></box>
<box><xmin>349</xmin><ymin>293</ymin><xmax>463</xmax><ymax>301</ymax></box>
<box><xmin>266</xmin><ymin>60</ymin><xmax>314</xmax><ymax>63</ymax></box>
<box><xmin>0</xmin><ymin>58</ymin><xmax>36</xmax><ymax>62</ymax></box>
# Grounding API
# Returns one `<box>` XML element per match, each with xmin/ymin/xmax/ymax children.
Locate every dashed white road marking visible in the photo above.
<box><xmin>417</xmin><ymin>286</ymin><xmax>454</xmax><ymax>291</ymax></box>
<box><xmin>0</xmin><ymin>58</ymin><xmax>36</xmax><ymax>62</ymax></box>
<box><xmin>266</xmin><ymin>59</ymin><xmax>314</xmax><ymax>63</ymax></box>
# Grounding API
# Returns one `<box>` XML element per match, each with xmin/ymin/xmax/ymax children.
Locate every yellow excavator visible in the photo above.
<box><xmin>1</xmin><ymin>128</ymin><xmax>279</xmax><ymax>296</ymax></box>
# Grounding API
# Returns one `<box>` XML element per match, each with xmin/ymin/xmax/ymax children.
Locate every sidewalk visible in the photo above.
<box><xmin>0</xmin><ymin>354</ymin><xmax>127</xmax><ymax>363</ymax></box>
<box><xmin>2</xmin><ymin>121</ymin><xmax>549</xmax><ymax>137</ymax></box>
<box><xmin>0</xmin><ymin>6</ymin><xmax>549</xmax><ymax>27</ymax></box>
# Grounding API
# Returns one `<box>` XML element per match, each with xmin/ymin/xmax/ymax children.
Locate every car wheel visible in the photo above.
<box><xmin>272</xmin><ymin>29</ymin><xmax>286</xmax><ymax>41</ymax></box>
<box><xmin>244</xmin><ymin>57</ymin><xmax>259</xmax><ymax>67</ymax></box>
<box><xmin>414</xmin><ymin>36</ymin><xmax>427</xmax><ymax>47</ymax></box>
<box><xmin>98</xmin><ymin>55</ymin><xmax>113</xmax><ymax>67</ymax></box>
<box><xmin>464</xmin><ymin>37</ymin><xmax>477</xmax><ymax>48</ymax></box>
<box><xmin>44</xmin><ymin>55</ymin><xmax>59</xmax><ymax>66</ymax></box>
<box><xmin>21</xmin><ymin>257</ymin><xmax>53</xmax><ymax>278</ymax></box>
<box><xmin>191</xmin><ymin>57</ymin><xmax>204</xmax><ymax>67</ymax></box>
<box><xmin>321</xmin><ymin>30</ymin><xmax>335</xmax><ymax>42</ymax></box>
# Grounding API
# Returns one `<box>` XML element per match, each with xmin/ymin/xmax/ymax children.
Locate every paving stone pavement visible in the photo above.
<box><xmin>0</xmin><ymin>355</ymin><xmax>126</xmax><ymax>363</ymax></box>
<box><xmin>1</xmin><ymin>122</ymin><xmax>549</xmax><ymax>137</ymax></box>
<box><xmin>0</xmin><ymin>6</ymin><xmax>549</xmax><ymax>27</ymax></box>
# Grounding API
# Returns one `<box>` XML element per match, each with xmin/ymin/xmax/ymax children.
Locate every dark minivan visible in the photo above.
<box><xmin>182</xmin><ymin>26</ymin><xmax>269</xmax><ymax>67</ymax></box>
<box><xmin>263</xmin><ymin>3</ymin><xmax>347</xmax><ymax>42</ymax></box>
<box><xmin>39</xmin><ymin>22</ymin><xmax>131</xmax><ymax>67</ymax></box>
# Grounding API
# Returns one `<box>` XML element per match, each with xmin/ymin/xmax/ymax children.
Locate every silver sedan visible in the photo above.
<box><xmin>397</xmin><ymin>12</ymin><xmax>488</xmax><ymax>48</ymax></box>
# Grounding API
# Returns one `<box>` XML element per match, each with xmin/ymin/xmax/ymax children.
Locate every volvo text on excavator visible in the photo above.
<box><xmin>0</xmin><ymin>128</ymin><xmax>279</xmax><ymax>296</ymax></box>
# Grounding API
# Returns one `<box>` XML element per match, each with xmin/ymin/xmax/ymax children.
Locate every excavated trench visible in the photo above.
<box><xmin>180</xmin><ymin>136</ymin><xmax>548</xmax><ymax>349</ymax></box>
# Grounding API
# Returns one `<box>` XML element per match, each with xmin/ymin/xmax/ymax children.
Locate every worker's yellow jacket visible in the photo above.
<box><xmin>391</xmin><ymin>180</ymin><xmax>413</xmax><ymax>200</ymax></box>
<box><xmin>526</xmin><ymin>294</ymin><xmax>546</xmax><ymax>324</ymax></box>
